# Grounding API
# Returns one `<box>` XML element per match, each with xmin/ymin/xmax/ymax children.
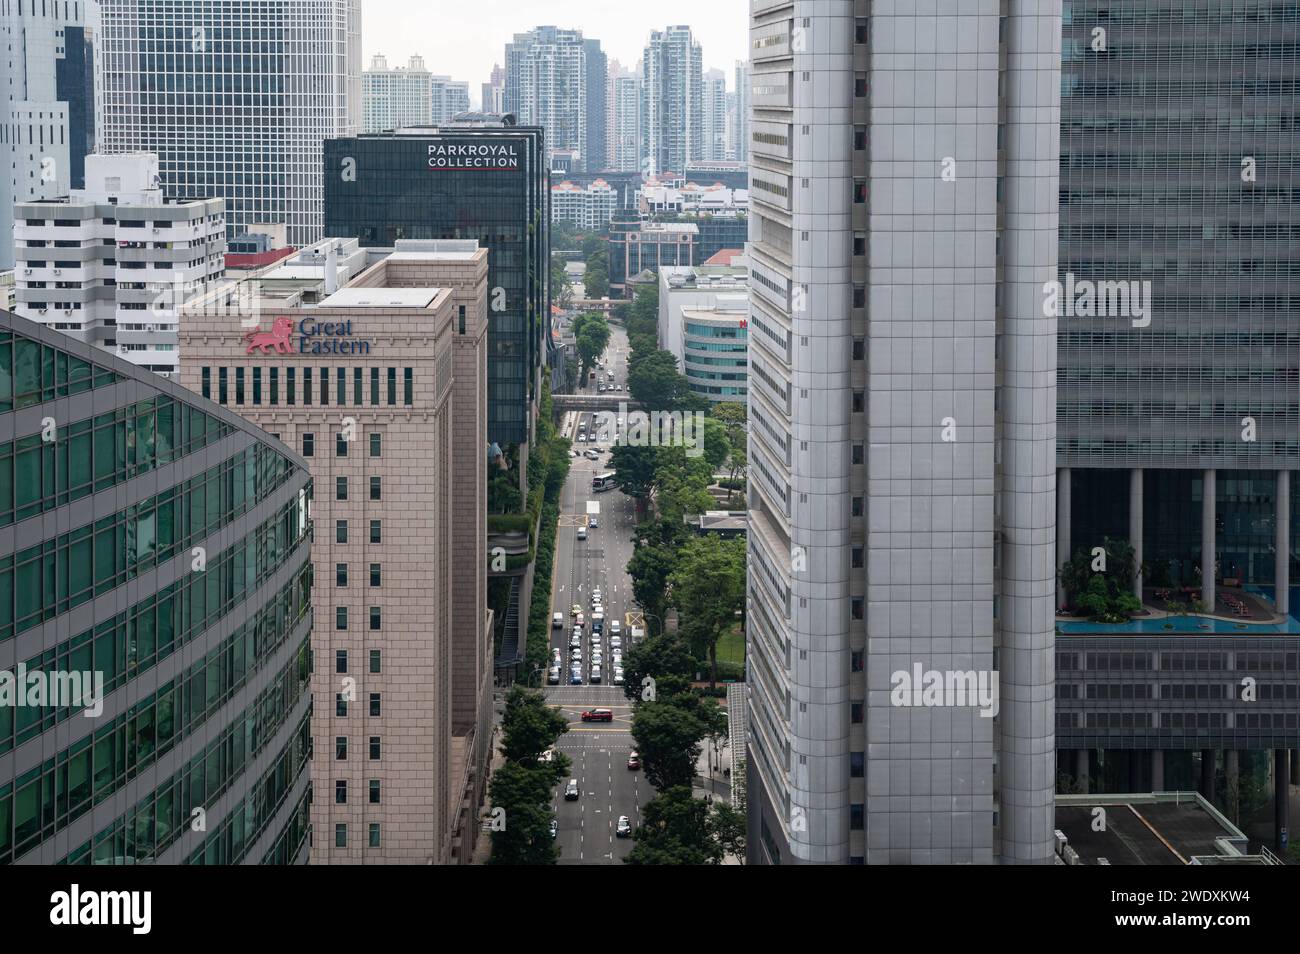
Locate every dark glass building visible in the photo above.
<box><xmin>1059</xmin><ymin>1</ymin><xmax>1300</xmax><ymax>597</ymax></box>
<box><xmin>0</xmin><ymin>309</ymin><xmax>314</xmax><ymax>865</ymax></box>
<box><xmin>323</xmin><ymin>123</ymin><xmax>549</xmax><ymax>448</ymax></box>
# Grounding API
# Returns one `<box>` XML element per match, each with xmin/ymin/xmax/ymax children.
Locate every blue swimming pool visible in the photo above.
<box><xmin>1058</xmin><ymin>586</ymin><xmax>1300</xmax><ymax>634</ymax></box>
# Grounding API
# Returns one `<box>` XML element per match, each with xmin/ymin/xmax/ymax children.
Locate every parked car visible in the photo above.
<box><xmin>564</xmin><ymin>779</ymin><xmax>580</xmax><ymax>800</ymax></box>
<box><xmin>570</xmin><ymin>649</ymin><xmax>583</xmax><ymax>662</ymax></box>
<box><xmin>616</xmin><ymin>816</ymin><xmax>632</xmax><ymax>838</ymax></box>
<box><xmin>609</xmin><ymin>635</ymin><xmax>622</xmax><ymax>649</ymax></box>
<box><xmin>547</xmin><ymin>667</ymin><xmax>561</xmax><ymax>685</ymax></box>
<box><xmin>588</xmin><ymin>515</ymin><xmax>599</xmax><ymax>528</ymax></box>
<box><xmin>613</xmin><ymin>670</ymin><xmax>625</xmax><ymax>686</ymax></box>
<box><xmin>610</xmin><ymin>620</ymin><xmax>621</xmax><ymax>637</ymax></box>
<box><xmin>569</xmin><ymin>635</ymin><xmax>581</xmax><ymax>649</ymax></box>
<box><xmin>569</xmin><ymin>671</ymin><xmax>582</xmax><ymax>685</ymax></box>
<box><xmin>581</xmin><ymin>708</ymin><xmax>614</xmax><ymax>723</ymax></box>
<box><xmin>627</xmin><ymin>752</ymin><xmax>641</xmax><ymax>770</ymax></box>
<box><xmin>552</xmin><ymin>612</ymin><xmax>564</xmax><ymax>629</ymax></box>
<box><xmin>590</xmin><ymin>668</ymin><xmax>602</xmax><ymax>684</ymax></box>
<box><xmin>571</xmin><ymin>604</ymin><xmax>581</xmax><ymax>618</ymax></box>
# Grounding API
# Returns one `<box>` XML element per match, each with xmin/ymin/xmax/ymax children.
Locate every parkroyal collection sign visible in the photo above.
<box><xmin>244</xmin><ymin>317</ymin><xmax>372</xmax><ymax>355</ymax></box>
<box><xmin>427</xmin><ymin>142</ymin><xmax>520</xmax><ymax>170</ymax></box>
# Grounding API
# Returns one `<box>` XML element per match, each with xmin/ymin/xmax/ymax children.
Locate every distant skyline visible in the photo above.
<box><xmin>361</xmin><ymin>0</ymin><xmax>748</xmax><ymax>107</ymax></box>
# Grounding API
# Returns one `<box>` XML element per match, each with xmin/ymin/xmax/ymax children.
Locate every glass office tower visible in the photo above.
<box><xmin>0</xmin><ymin>309</ymin><xmax>314</xmax><ymax>865</ymax></box>
<box><xmin>1058</xmin><ymin>1</ymin><xmax>1300</xmax><ymax>605</ymax></box>
<box><xmin>323</xmin><ymin>123</ymin><xmax>549</xmax><ymax>449</ymax></box>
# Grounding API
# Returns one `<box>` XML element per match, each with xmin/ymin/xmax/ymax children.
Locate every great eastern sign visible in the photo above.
<box><xmin>244</xmin><ymin>317</ymin><xmax>373</xmax><ymax>355</ymax></box>
<box><xmin>426</xmin><ymin>142</ymin><xmax>520</xmax><ymax>170</ymax></box>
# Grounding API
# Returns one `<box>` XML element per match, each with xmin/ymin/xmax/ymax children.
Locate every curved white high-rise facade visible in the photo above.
<box><xmin>746</xmin><ymin>0</ymin><xmax>1060</xmax><ymax>865</ymax></box>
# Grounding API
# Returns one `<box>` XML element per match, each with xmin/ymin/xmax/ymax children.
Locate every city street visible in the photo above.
<box><xmin>545</xmin><ymin>324</ymin><xmax>646</xmax><ymax>863</ymax></box>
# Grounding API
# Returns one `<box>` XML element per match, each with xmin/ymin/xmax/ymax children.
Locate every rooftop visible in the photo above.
<box><xmin>1054</xmin><ymin>792</ymin><xmax>1280</xmax><ymax>865</ymax></box>
<box><xmin>317</xmin><ymin>287</ymin><xmax>441</xmax><ymax>309</ymax></box>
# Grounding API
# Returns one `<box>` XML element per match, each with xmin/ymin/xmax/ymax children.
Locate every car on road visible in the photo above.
<box><xmin>591</xmin><ymin>589</ymin><xmax>602</xmax><ymax>603</ymax></box>
<box><xmin>591</xmin><ymin>656</ymin><xmax>604</xmax><ymax>669</ymax></box>
<box><xmin>571</xmin><ymin>604</ymin><xmax>581</xmax><ymax>617</ymax></box>
<box><xmin>627</xmin><ymin>752</ymin><xmax>641</xmax><ymax>770</ymax></box>
<box><xmin>611</xmin><ymin>652</ymin><xmax>622</xmax><ymax>666</ymax></box>
<box><xmin>609</xmin><ymin>635</ymin><xmax>622</xmax><ymax>649</ymax></box>
<box><xmin>588</xmin><ymin>515</ymin><xmax>598</xmax><ymax>528</ymax></box>
<box><xmin>570</xmin><ymin>650</ymin><xmax>583</xmax><ymax>663</ymax></box>
<box><xmin>610</xmin><ymin>620</ymin><xmax>621</xmax><ymax>637</ymax></box>
<box><xmin>553</xmin><ymin>612</ymin><xmax>564</xmax><ymax>629</ymax></box>
<box><xmin>564</xmin><ymin>779</ymin><xmax>580</xmax><ymax>800</ymax></box>
<box><xmin>577</xmin><ymin>526</ymin><xmax>587</xmax><ymax>540</ymax></box>
<box><xmin>590</xmin><ymin>667</ymin><xmax>602</xmax><ymax>684</ymax></box>
<box><xmin>576</xmin><ymin>613</ymin><xmax>585</xmax><ymax>627</ymax></box>
<box><xmin>581</xmin><ymin>708</ymin><xmax>614</xmax><ymax>722</ymax></box>
<box><xmin>569</xmin><ymin>670</ymin><xmax>583</xmax><ymax>685</ymax></box>
<box><xmin>584</xmin><ymin>449</ymin><xmax>600</xmax><ymax>461</ymax></box>
<box><xmin>550</xmin><ymin>819</ymin><xmax>558</xmax><ymax>839</ymax></box>
<box><xmin>569</xmin><ymin>634</ymin><xmax>581</xmax><ymax>649</ymax></box>
<box><xmin>616</xmin><ymin>816</ymin><xmax>632</xmax><ymax>838</ymax></box>
<box><xmin>547</xmin><ymin>667</ymin><xmax>561</xmax><ymax>685</ymax></box>
<box><xmin>614</xmin><ymin>668</ymin><xmax>624</xmax><ymax>685</ymax></box>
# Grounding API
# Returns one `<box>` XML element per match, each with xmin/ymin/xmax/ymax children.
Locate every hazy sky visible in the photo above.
<box><xmin>361</xmin><ymin>0</ymin><xmax>749</xmax><ymax>106</ymax></box>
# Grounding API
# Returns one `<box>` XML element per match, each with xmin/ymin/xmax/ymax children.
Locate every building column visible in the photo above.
<box><xmin>1201</xmin><ymin>750</ymin><xmax>1216</xmax><ymax>800</ymax></box>
<box><xmin>1202</xmin><ymin>469</ymin><xmax>1216</xmax><ymax>611</ymax></box>
<box><xmin>1226</xmin><ymin>749</ymin><xmax>1240</xmax><ymax>820</ymax></box>
<box><xmin>1057</xmin><ymin>468</ymin><xmax>1072</xmax><ymax>610</ymax></box>
<box><xmin>1151</xmin><ymin>749</ymin><xmax>1164</xmax><ymax>792</ymax></box>
<box><xmin>1276</xmin><ymin>471</ymin><xmax>1290</xmax><ymax>617</ymax></box>
<box><xmin>1076</xmin><ymin>749</ymin><xmax>1090</xmax><ymax>795</ymax></box>
<box><xmin>1275</xmin><ymin>750</ymin><xmax>1290</xmax><ymax>854</ymax></box>
<box><xmin>1130</xmin><ymin>469</ymin><xmax>1144</xmax><ymax>600</ymax></box>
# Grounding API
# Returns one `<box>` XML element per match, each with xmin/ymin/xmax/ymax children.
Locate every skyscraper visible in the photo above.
<box><xmin>702</xmin><ymin>69</ymin><xmax>729</xmax><ymax>162</ymax></box>
<box><xmin>0</xmin><ymin>307</ymin><xmax>314</xmax><ymax>865</ymax></box>
<box><xmin>607</xmin><ymin>62</ymin><xmax>642</xmax><ymax>173</ymax></box>
<box><xmin>96</xmin><ymin>0</ymin><xmax>362</xmax><ymax>247</ymax></box>
<box><xmin>482</xmin><ymin>64</ymin><xmax>506</xmax><ymax>115</ymax></box>
<box><xmin>504</xmin><ymin>26</ymin><xmax>604</xmax><ymax>172</ymax></box>
<box><xmin>11</xmin><ymin>153</ymin><xmax>226</xmax><ymax>378</ymax></box>
<box><xmin>745</xmin><ymin>0</ymin><xmax>1060</xmax><ymax>864</ymax></box>
<box><xmin>0</xmin><ymin>0</ymin><xmax>96</xmax><ymax>270</ymax></box>
<box><xmin>641</xmin><ymin>26</ymin><xmax>703</xmax><ymax>177</ymax></box>
<box><xmin>322</xmin><ymin>122</ymin><xmax>549</xmax><ymax>457</ymax></box>
<box><xmin>733</xmin><ymin>61</ymin><xmax>751</xmax><ymax>164</ymax></box>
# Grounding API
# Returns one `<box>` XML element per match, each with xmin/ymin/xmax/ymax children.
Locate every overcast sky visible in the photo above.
<box><xmin>361</xmin><ymin>0</ymin><xmax>749</xmax><ymax>106</ymax></box>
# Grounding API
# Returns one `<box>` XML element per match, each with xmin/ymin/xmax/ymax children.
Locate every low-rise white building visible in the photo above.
<box><xmin>658</xmin><ymin>263</ymin><xmax>749</xmax><ymax>404</ymax></box>
<box><xmin>551</xmin><ymin>179</ymin><xmax>617</xmax><ymax>232</ymax></box>
<box><xmin>11</xmin><ymin>153</ymin><xmax>225</xmax><ymax>377</ymax></box>
<box><xmin>638</xmin><ymin>180</ymin><xmax>748</xmax><ymax>216</ymax></box>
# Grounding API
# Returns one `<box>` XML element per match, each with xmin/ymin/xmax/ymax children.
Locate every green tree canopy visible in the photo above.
<box><xmin>631</xmin><ymin>700</ymin><xmax>707</xmax><ymax>791</ymax></box>
<box><xmin>668</xmin><ymin>535</ymin><xmax>747</xmax><ymax>687</ymax></box>
<box><xmin>624</xmin><ymin>786</ymin><xmax>723</xmax><ymax>865</ymax></box>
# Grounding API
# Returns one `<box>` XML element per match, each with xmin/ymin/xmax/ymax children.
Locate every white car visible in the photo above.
<box><xmin>609</xmin><ymin>636</ymin><xmax>622</xmax><ymax>649</ymax></box>
<box><xmin>613</xmin><ymin>670</ymin><xmax>625</xmax><ymax>686</ymax></box>
<box><xmin>584</xmin><ymin>449</ymin><xmax>600</xmax><ymax>460</ymax></box>
<box><xmin>553</xmin><ymin>612</ymin><xmax>564</xmax><ymax>629</ymax></box>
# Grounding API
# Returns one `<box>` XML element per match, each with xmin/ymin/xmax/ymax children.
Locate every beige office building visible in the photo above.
<box><xmin>179</xmin><ymin>239</ymin><xmax>490</xmax><ymax>864</ymax></box>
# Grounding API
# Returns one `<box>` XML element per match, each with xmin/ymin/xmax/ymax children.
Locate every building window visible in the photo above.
<box><xmin>336</xmin><ymin>607</ymin><xmax>348</xmax><ymax>630</ymax></box>
<box><xmin>369</xmin><ymin>779</ymin><xmax>381</xmax><ymax>804</ymax></box>
<box><xmin>370</xmin><ymin>563</ymin><xmax>381</xmax><ymax>587</ymax></box>
<box><xmin>320</xmin><ymin>366</ymin><xmax>329</xmax><ymax>405</ymax></box>
<box><xmin>369</xmin><ymin>607</ymin><xmax>381</xmax><ymax>630</ymax></box>
<box><xmin>851</xmin><ymin>496</ymin><xmax>863</xmax><ymax>516</ymax></box>
<box><xmin>369</xmin><ymin>433</ymin><xmax>382</xmax><ymax>457</ymax></box>
<box><xmin>335</xmin><ymin>737</ymin><xmax>348</xmax><ymax>760</ymax></box>
<box><xmin>851</xmin><ymin>598</ymin><xmax>864</xmax><ymax>620</ymax></box>
<box><xmin>335</xmin><ymin>824</ymin><xmax>347</xmax><ymax>848</ymax></box>
<box><xmin>369</xmin><ymin>737</ymin><xmax>381</xmax><ymax>760</ymax></box>
<box><xmin>336</xmin><ymin>476</ymin><xmax>348</xmax><ymax>500</ymax></box>
<box><xmin>270</xmin><ymin>367</ymin><xmax>279</xmax><ymax>404</ymax></box>
<box><xmin>852</xmin><ymin>391</ymin><xmax>864</xmax><ymax>413</ymax></box>
<box><xmin>851</xmin><ymin>651</ymin><xmax>864</xmax><ymax>672</ymax></box>
<box><xmin>850</xmin><ymin>805</ymin><xmax>864</xmax><ymax>830</ymax></box>
<box><xmin>387</xmin><ymin>367</ymin><xmax>396</xmax><ymax>405</ymax></box>
<box><xmin>354</xmin><ymin>367</ymin><xmax>363</xmax><ymax>404</ymax></box>
<box><xmin>854</xmin><ymin>73</ymin><xmax>867</xmax><ymax>97</ymax></box>
<box><xmin>853</xmin><ymin>180</ymin><xmax>867</xmax><ymax>204</ymax></box>
<box><xmin>369</xmin><ymin>693</ymin><xmax>381</xmax><ymax>717</ymax></box>
<box><xmin>370</xmin><ymin>650</ymin><xmax>382</xmax><ymax>673</ymax></box>
<box><xmin>335</xmin><ymin>694</ymin><xmax>348</xmax><ymax>717</ymax></box>
<box><xmin>201</xmin><ymin>367</ymin><xmax>211</xmax><ymax>398</ymax></box>
<box><xmin>335</xmin><ymin>780</ymin><xmax>347</xmax><ymax>804</ymax></box>
<box><xmin>287</xmin><ymin>367</ymin><xmax>296</xmax><ymax>405</ymax></box>
<box><xmin>404</xmin><ymin>368</ymin><xmax>413</xmax><ymax>405</ymax></box>
<box><xmin>369</xmin><ymin>476</ymin><xmax>381</xmax><ymax>500</ymax></box>
<box><xmin>302</xmin><ymin>432</ymin><xmax>314</xmax><ymax>457</ymax></box>
<box><xmin>336</xmin><ymin>563</ymin><xmax>348</xmax><ymax>586</ymax></box>
<box><xmin>369</xmin><ymin>823</ymin><xmax>381</xmax><ymax>848</ymax></box>
<box><xmin>853</xmin><ymin>126</ymin><xmax>866</xmax><ymax>151</ymax></box>
<box><xmin>852</xmin><ymin>339</ymin><xmax>865</xmax><ymax>360</ymax></box>
<box><xmin>851</xmin><ymin>702</ymin><xmax>864</xmax><ymax>724</ymax></box>
<box><xmin>337</xmin><ymin>367</ymin><xmax>347</xmax><ymax>404</ymax></box>
<box><xmin>851</xmin><ymin>547</ymin><xmax>864</xmax><ymax>568</ymax></box>
<box><xmin>855</xmin><ymin>17</ymin><xmax>868</xmax><ymax>42</ymax></box>
<box><xmin>304</xmin><ymin>367</ymin><xmax>313</xmax><ymax>405</ymax></box>
<box><xmin>218</xmin><ymin>367</ymin><xmax>228</xmax><ymax>403</ymax></box>
<box><xmin>370</xmin><ymin>520</ymin><xmax>381</xmax><ymax>544</ymax></box>
<box><xmin>852</xmin><ymin>444</ymin><xmax>864</xmax><ymax>465</ymax></box>
<box><xmin>370</xmin><ymin>367</ymin><xmax>379</xmax><ymax>405</ymax></box>
<box><xmin>336</xmin><ymin>649</ymin><xmax>348</xmax><ymax>673</ymax></box>
<box><xmin>336</xmin><ymin>520</ymin><xmax>348</xmax><ymax>544</ymax></box>
<box><xmin>853</xmin><ymin>232</ymin><xmax>865</xmax><ymax>255</ymax></box>
<box><xmin>252</xmin><ymin>366</ymin><xmax>262</xmax><ymax>405</ymax></box>
<box><xmin>850</xmin><ymin>752</ymin><xmax>864</xmax><ymax>777</ymax></box>
<box><xmin>337</xmin><ymin>433</ymin><xmax>348</xmax><ymax>456</ymax></box>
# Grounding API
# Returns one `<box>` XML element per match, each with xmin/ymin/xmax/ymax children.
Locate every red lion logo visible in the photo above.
<box><xmin>243</xmin><ymin>316</ymin><xmax>295</xmax><ymax>355</ymax></box>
